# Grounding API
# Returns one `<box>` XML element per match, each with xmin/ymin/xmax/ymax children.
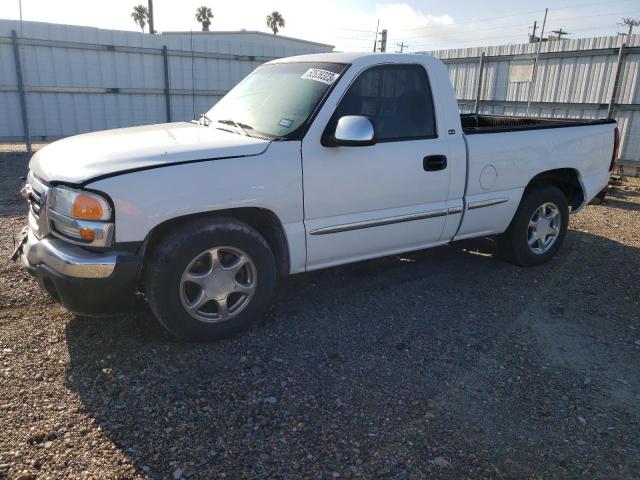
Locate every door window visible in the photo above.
<box><xmin>334</xmin><ymin>64</ymin><xmax>436</xmax><ymax>141</ymax></box>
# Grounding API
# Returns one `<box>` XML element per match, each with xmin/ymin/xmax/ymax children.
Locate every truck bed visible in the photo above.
<box><xmin>461</xmin><ymin>114</ymin><xmax>615</xmax><ymax>135</ymax></box>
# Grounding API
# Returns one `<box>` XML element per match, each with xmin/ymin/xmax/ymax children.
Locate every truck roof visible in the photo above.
<box><xmin>266</xmin><ymin>52</ymin><xmax>438</xmax><ymax>68</ymax></box>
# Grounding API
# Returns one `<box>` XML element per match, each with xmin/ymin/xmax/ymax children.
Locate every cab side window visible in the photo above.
<box><xmin>334</xmin><ymin>64</ymin><xmax>436</xmax><ymax>141</ymax></box>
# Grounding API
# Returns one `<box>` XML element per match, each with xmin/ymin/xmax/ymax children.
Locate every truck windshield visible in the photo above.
<box><xmin>205</xmin><ymin>62</ymin><xmax>347</xmax><ymax>139</ymax></box>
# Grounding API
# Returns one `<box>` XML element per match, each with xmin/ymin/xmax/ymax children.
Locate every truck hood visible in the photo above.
<box><xmin>30</xmin><ymin>122</ymin><xmax>271</xmax><ymax>184</ymax></box>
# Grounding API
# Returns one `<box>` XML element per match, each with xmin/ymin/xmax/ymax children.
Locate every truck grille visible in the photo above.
<box><xmin>25</xmin><ymin>171</ymin><xmax>49</xmax><ymax>237</ymax></box>
<box><xmin>29</xmin><ymin>187</ymin><xmax>42</xmax><ymax>219</ymax></box>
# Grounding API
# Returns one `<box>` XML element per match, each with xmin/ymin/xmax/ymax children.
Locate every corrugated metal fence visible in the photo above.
<box><xmin>0</xmin><ymin>20</ymin><xmax>332</xmax><ymax>151</ymax></box>
<box><xmin>427</xmin><ymin>35</ymin><xmax>640</xmax><ymax>172</ymax></box>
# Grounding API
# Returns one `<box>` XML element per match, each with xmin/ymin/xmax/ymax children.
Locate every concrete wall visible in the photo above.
<box><xmin>0</xmin><ymin>20</ymin><xmax>333</xmax><ymax>142</ymax></box>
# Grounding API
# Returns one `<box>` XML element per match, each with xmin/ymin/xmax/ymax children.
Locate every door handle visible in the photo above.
<box><xmin>423</xmin><ymin>155</ymin><xmax>447</xmax><ymax>171</ymax></box>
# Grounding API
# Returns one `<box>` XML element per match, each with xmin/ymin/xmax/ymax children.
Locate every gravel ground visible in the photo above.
<box><xmin>0</xmin><ymin>152</ymin><xmax>639</xmax><ymax>479</ymax></box>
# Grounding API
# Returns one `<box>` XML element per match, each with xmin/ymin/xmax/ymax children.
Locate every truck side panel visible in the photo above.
<box><xmin>455</xmin><ymin>122</ymin><xmax>614</xmax><ymax>240</ymax></box>
<box><xmin>88</xmin><ymin>142</ymin><xmax>308</xmax><ymax>274</ymax></box>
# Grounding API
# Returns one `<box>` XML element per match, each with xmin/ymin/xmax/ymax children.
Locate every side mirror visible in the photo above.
<box><xmin>326</xmin><ymin>115</ymin><xmax>376</xmax><ymax>147</ymax></box>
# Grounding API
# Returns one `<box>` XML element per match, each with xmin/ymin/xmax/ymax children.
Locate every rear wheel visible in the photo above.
<box><xmin>144</xmin><ymin>217</ymin><xmax>276</xmax><ymax>341</ymax></box>
<box><xmin>497</xmin><ymin>184</ymin><xmax>569</xmax><ymax>267</ymax></box>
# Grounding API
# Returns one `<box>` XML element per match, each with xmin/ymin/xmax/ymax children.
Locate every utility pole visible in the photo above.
<box><xmin>373</xmin><ymin>19</ymin><xmax>380</xmax><ymax>52</ymax></box>
<box><xmin>396</xmin><ymin>42</ymin><xmax>407</xmax><ymax>53</ymax></box>
<box><xmin>527</xmin><ymin>7</ymin><xmax>547</xmax><ymax>114</ymax></box>
<box><xmin>147</xmin><ymin>0</ymin><xmax>155</xmax><ymax>34</ymax></box>
<box><xmin>618</xmin><ymin>17</ymin><xmax>639</xmax><ymax>38</ymax></box>
<box><xmin>378</xmin><ymin>29</ymin><xmax>387</xmax><ymax>53</ymax></box>
<box><xmin>529</xmin><ymin>20</ymin><xmax>537</xmax><ymax>43</ymax></box>
<box><xmin>551</xmin><ymin>28</ymin><xmax>570</xmax><ymax>40</ymax></box>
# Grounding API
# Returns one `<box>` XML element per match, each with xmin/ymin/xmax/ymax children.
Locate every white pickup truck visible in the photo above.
<box><xmin>15</xmin><ymin>52</ymin><xmax>619</xmax><ymax>340</ymax></box>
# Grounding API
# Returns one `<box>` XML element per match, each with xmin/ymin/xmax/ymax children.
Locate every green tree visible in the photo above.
<box><xmin>266</xmin><ymin>11</ymin><xmax>285</xmax><ymax>35</ymax></box>
<box><xmin>195</xmin><ymin>6</ymin><xmax>214</xmax><ymax>32</ymax></box>
<box><xmin>131</xmin><ymin>4</ymin><xmax>148</xmax><ymax>33</ymax></box>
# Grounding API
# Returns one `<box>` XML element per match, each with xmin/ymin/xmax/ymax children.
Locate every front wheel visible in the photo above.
<box><xmin>144</xmin><ymin>217</ymin><xmax>277</xmax><ymax>341</ymax></box>
<box><xmin>497</xmin><ymin>184</ymin><xmax>569</xmax><ymax>267</ymax></box>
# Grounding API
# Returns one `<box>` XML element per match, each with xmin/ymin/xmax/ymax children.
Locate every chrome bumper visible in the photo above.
<box><xmin>22</xmin><ymin>228</ymin><xmax>118</xmax><ymax>279</ymax></box>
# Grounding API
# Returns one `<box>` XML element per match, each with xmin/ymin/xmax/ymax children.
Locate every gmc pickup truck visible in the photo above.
<box><xmin>14</xmin><ymin>52</ymin><xmax>619</xmax><ymax>340</ymax></box>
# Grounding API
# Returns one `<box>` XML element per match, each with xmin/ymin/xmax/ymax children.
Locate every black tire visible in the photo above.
<box><xmin>497</xmin><ymin>184</ymin><xmax>569</xmax><ymax>267</ymax></box>
<box><xmin>144</xmin><ymin>217</ymin><xmax>276</xmax><ymax>341</ymax></box>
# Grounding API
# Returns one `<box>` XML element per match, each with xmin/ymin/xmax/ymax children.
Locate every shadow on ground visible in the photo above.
<box><xmin>64</xmin><ymin>230</ymin><xmax>640</xmax><ymax>479</ymax></box>
<box><xmin>601</xmin><ymin>186</ymin><xmax>640</xmax><ymax>212</ymax></box>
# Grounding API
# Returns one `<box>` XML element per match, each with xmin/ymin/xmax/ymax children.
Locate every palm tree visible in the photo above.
<box><xmin>131</xmin><ymin>5</ymin><xmax>148</xmax><ymax>33</ymax></box>
<box><xmin>195</xmin><ymin>6</ymin><xmax>214</xmax><ymax>32</ymax></box>
<box><xmin>266</xmin><ymin>11</ymin><xmax>285</xmax><ymax>35</ymax></box>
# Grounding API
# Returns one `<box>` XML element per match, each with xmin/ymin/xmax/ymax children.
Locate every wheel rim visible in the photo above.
<box><xmin>527</xmin><ymin>202</ymin><xmax>561</xmax><ymax>254</ymax></box>
<box><xmin>179</xmin><ymin>246</ymin><xmax>257</xmax><ymax>323</ymax></box>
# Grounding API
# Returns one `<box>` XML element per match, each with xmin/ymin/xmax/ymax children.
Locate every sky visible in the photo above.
<box><xmin>1</xmin><ymin>0</ymin><xmax>638</xmax><ymax>52</ymax></box>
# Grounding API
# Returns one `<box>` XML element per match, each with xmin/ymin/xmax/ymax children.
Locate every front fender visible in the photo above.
<box><xmin>88</xmin><ymin>142</ymin><xmax>307</xmax><ymax>273</ymax></box>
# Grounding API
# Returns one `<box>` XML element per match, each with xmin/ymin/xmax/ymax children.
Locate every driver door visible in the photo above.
<box><xmin>302</xmin><ymin>63</ymin><xmax>452</xmax><ymax>270</ymax></box>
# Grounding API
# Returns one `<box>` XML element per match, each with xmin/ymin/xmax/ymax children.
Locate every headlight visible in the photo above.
<box><xmin>48</xmin><ymin>187</ymin><xmax>114</xmax><ymax>245</ymax></box>
<box><xmin>50</xmin><ymin>186</ymin><xmax>112</xmax><ymax>221</ymax></box>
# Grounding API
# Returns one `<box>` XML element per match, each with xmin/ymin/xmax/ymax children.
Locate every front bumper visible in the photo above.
<box><xmin>20</xmin><ymin>228</ymin><xmax>142</xmax><ymax>315</ymax></box>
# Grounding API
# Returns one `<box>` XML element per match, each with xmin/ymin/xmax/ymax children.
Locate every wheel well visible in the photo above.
<box><xmin>526</xmin><ymin>168</ymin><xmax>584</xmax><ymax>210</ymax></box>
<box><xmin>142</xmin><ymin>208</ymin><xmax>291</xmax><ymax>276</ymax></box>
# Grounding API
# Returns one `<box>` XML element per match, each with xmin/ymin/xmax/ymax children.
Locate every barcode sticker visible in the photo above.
<box><xmin>301</xmin><ymin>68</ymin><xmax>339</xmax><ymax>85</ymax></box>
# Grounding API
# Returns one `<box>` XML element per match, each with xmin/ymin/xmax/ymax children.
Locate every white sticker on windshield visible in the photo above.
<box><xmin>279</xmin><ymin>118</ymin><xmax>294</xmax><ymax>128</ymax></box>
<box><xmin>301</xmin><ymin>68</ymin><xmax>339</xmax><ymax>85</ymax></box>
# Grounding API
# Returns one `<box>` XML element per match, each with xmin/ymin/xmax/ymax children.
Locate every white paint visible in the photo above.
<box><xmin>29</xmin><ymin>52</ymin><xmax>614</xmax><ymax>276</ymax></box>
<box><xmin>30</xmin><ymin>122</ymin><xmax>269</xmax><ymax>184</ymax></box>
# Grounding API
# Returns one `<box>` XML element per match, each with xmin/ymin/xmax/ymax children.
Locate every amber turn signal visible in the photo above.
<box><xmin>72</xmin><ymin>194</ymin><xmax>104</xmax><ymax>220</ymax></box>
<box><xmin>78</xmin><ymin>227</ymin><xmax>96</xmax><ymax>241</ymax></box>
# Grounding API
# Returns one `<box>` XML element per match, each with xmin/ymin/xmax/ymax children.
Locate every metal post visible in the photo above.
<box><xmin>373</xmin><ymin>19</ymin><xmax>379</xmax><ymax>53</ymax></box>
<box><xmin>162</xmin><ymin>45</ymin><xmax>172</xmax><ymax>122</ymax></box>
<box><xmin>147</xmin><ymin>0</ymin><xmax>155</xmax><ymax>34</ymax></box>
<box><xmin>607</xmin><ymin>42</ymin><xmax>626</xmax><ymax>119</ymax></box>
<box><xmin>474</xmin><ymin>52</ymin><xmax>485</xmax><ymax>114</ymax></box>
<box><xmin>11</xmin><ymin>30</ymin><xmax>31</xmax><ymax>155</ymax></box>
<box><xmin>526</xmin><ymin>8</ymin><xmax>548</xmax><ymax>114</ymax></box>
<box><xmin>18</xmin><ymin>0</ymin><xmax>23</xmax><ymax>36</ymax></box>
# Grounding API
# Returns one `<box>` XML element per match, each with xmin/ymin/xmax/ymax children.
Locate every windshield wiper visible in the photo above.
<box><xmin>216</xmin><ymin>119</ymin><xmax>254</xmax><ymax>136</ymax></box>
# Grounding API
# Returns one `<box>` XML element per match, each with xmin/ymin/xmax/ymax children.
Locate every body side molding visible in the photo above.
<box><xmin>309</xmin><ymin>209</ymin><xmax>448</xmax><ymax>236</ymax></box>
<box><xmin>467</xmin><ymin>198</ymin><xmax>509</xmax><ymax>210</ymax></box>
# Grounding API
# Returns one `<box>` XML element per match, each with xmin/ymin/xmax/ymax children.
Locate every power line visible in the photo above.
<box><xmin>394</xmin><ymin>0</ymin><xmax>638</xmax><ymax>34</ymax></box>
<box><xmin>406</xmin><ymin>24</ymin><xmax>621</xmax><ymax>51</ymax></box>
<box><xmin>393</xmin><ymin>13</ymin><xmax>634</xmax><ymax>48</ymax></box>
<box><xmin>393</xmin><ymin>9</ymin><xmax>635</xmax><ymax>42</ymax></box>
<box><xmin>327</xmin><ymin>27</ymin><xmax>378</xmax><ymax>34</ymax></box>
